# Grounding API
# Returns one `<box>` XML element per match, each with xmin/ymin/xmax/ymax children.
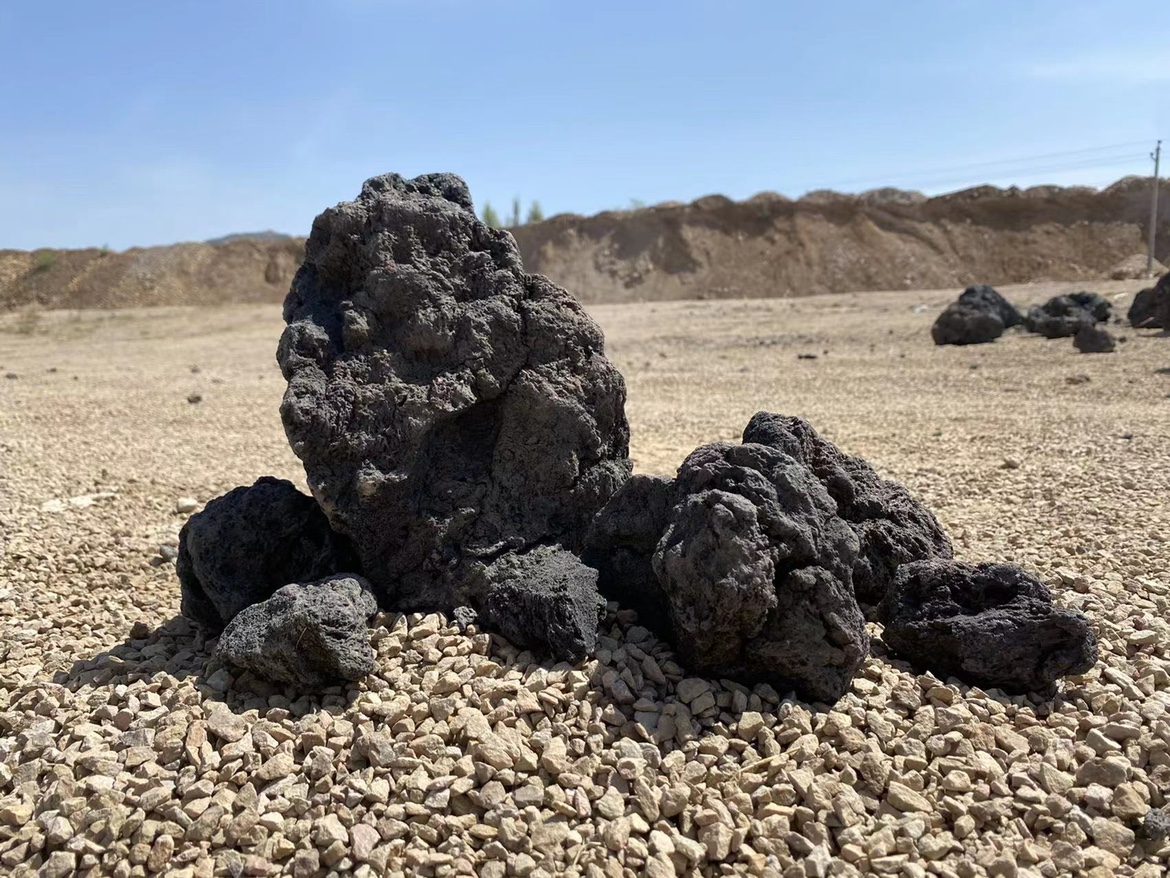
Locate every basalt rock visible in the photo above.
<box><xmin>177</xmin><ymin>477</ymin><xmax>357</xmax><ymax>634</ymax></box>
<box><xmin>1129</xmin><ymin>274</ymin><xmax>1170</xmax><ymax>329</ymax></box>
<box><xmin>931</xmin><ymin>303</ymin><xmax>1004</xmax><ymax>346</ymax></box>
<box><xmin>215</xmin><ymin>575</ymin><xmax>378</xmax><ymax>690</ymax></box>
<box><xmin>1127</xmin><ymin>286</ymin><xmax>1161</xmax><ymax>328</ymax></box>
<box><xmin>1073</xmin><ymin>324</ymin><xmax>1116</xmax><ymax>353</ymax></box>
<box><xmin>582</xmin><ymin>474</ymin><xmax>675</xmax><ymax>635</ymax></box>
<box><xmin>742</xmin><ymin>412</ymin><xmax>953</xmax><ymax>612</ymax></box>
<box><xmin>277</xmin><ymin>173</ymin><xmax>631</xmax><ymax>646</ymax></box>
<box><xmin>878</xmin><ymin>559</ymin><xmax>1098</xmax><ymax>694</ymax></box>
<box><xmin>477</xmin><ymin>546</ymin><xmax>606</xmax><ymax>662</ymax></box>
<box><xmin>586</xmin><ymin>440</ymin><xmax>869</xmax><ymax>703</ymax></box>
<box><xmin>957</xmin><ymin>283</ymin><xmax>1024</xmax><ymax>328</ymax></box>
<box><xmin>1027</xmin><ymin>292</ymin><xmax>1110</xmax><ymax>338</ymax></box>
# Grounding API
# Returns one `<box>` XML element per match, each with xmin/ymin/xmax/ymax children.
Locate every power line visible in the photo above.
<box><xmin>900</xmin><ymin>156</ymin><xmax>1146</xmax><ymax>192</ymax></box>
<box><xmin>812</xmin><ymin>141</ymin><xmax>1150</xmax><ymax>192</ymax></box>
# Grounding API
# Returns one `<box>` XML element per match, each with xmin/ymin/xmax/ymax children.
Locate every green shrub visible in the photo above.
<box><xmin>31</xmin><ymin>250</ymin><xmax>55</xmax><ymax>273</ymax></box>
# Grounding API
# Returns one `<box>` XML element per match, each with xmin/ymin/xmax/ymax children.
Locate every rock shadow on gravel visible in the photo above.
<box><xmin>53</xmin><ymin>615</ymin><xmax>367</xmax><ymax>718</ymax></box>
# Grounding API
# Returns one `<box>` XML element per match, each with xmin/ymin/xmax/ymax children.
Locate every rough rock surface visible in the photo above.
<box><xmin>655</xmin><ymin>443</ymin><xmax>868</xmax><ymax>702</ymax></box>
<box><xmin>582</xmin><ymin>474</ymin><xmax>675</xmax><ymax>635</ymax></box>
<box><xmin>1027</xmin><ymin>297</ymin><xmax>1098</xmax><ymax>338</ymax></box>
<box><xmin>931</xmin><ymin>303</ymin><xmax>1005</xmax><ymax>346</ymax></box>
<box><xmin>215</xmin><ymin>575</ymin><xmax>378</xmax><ymax>689</ymax></box>
<box><xmin>1127</xmin><ymin>286</ymin><xmax>1161</xmax><ymax>328</ymax></box>
<box><xmin>1066</xmin><ymin>290</ymin><xmax>1113</xmax><ymax>323</ymax></box>
<box><xmin>1129</xmin><ymin>274</ymin><xmax>1170</xmax><ymax>328</ymax></box>
<box><xmin>957</xmin><ymin>283</ymin><xmax>1024</xmax><ymax>328</ymax></box>
<box><xmin>177</xmin><ymin>477</ymin><xmax>356</xmax><ymax>633</ymax></box>
<box><xmin>742</xmin><ymin>412</ymin><xmax>953</xmax><ymax>611</ymax></box>
<box><xmin>587</xmin><ymin>440</ymin><xmax>870</xmax><ymax>703</ymax></box>
<box><xmin>878</xmin><ymin>559</ymin><xmax>1098</xmax><ymax>694</ymax></box>
<box><xmin>477</xmin><ymin>546</ymin><xmax>605</xmax><ymax>663</ymax></box>
<box><xmin>1074</xmin><ymin>324</ymin><xmax>1117</xmax><ymax>354</ymax></box>
<box><xmin>277</xmin><ymin>172</ymin><xmax>631</xmax><ymax>619</ymax></box>
<box><xmin>1027</xmin><ymin>291</ymin><xmax>1112</xmax><ymax>338</ymax></box>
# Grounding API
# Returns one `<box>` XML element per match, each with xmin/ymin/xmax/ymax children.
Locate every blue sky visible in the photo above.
<box><xmin>1</xmin><ymin>1</ymin><xmax>1167</xmax><ymax>250</ymax></box>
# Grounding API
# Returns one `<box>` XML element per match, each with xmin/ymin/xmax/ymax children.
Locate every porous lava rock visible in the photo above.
<box><xmin>742</xmin><ymin>412</ymin><xmax>953</xmax><ymax>612</ymax></box>
<box><xmin>1066</xmin><ymin>290</ymin><xmax>1112</xmax><ymax>323</ymax></box>
<box><xmin>477</xmin><ymin>546</ymin><xmax>605</xmax><ymax>662</ymax></box>
<box><xmin>1027</xmin><ymin>291</ymin><xmax>1111</xmax><ymax>338</ymax></box>
<box><xmin>1127</xmin><ymin>286</ymin><xmax>1161</xmax><ymax>328</ymax></box>
<box><xmin>177</xmin><ymin>477</ymin><xmax>356</xmax><ymax>634</ymax></box>
<box><xmin>1129</xmin><ymin>274</ymin><xmax>1170</xmax><ymax>329</ymax></box>
<box><xmin>931</xmin><ymin>303</ymin><xmax>1005</xmax><ymax>346</ymax></box>
<box><xmin>957</xmin><ymin>283</ymin><xmax>1023</xmax><ymax>328</ymax></box>
<box><xmin>587</xmin><ymin>440</ymin><xmax>870</xmax><ymax>703</ymax></box>
<box><xmin>277</xmin><ymin>173</ymin><xmax>631</xmax><ymax>642</ymax></box>
<box><xmin>215</xmin><ymin>575</ymin><xmax>378</xmax><ymax>690</ymax></box>
<box><xmin>1073</xmin><ymin>324</ymin><xmax>1116</xmax><ymax>354</ymax></box>
<box><xmin>878</xmin><ymin>559</ymin><xmax>1098</xmax><ymax>694</ymax></box>
<box><xmin>582</xmin><ymin>474</ymin><xmax>675</xmax><ymax>635</ymax></box>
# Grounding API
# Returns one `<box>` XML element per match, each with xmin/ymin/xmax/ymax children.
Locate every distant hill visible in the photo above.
<box><xmin>204</xmin><ymin>230</ymin><xmax>295</xmax><ymax>246</ymax></box>
<box><xmin>2</xmin><ymin>177</ymin><xmax>1166</xmax><ymax>311</ymax></box>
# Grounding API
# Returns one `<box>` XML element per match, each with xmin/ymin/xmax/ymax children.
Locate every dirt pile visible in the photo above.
<box><xmin>0</xmin><ymin>237</ymin><xmax>303</xmax><ymax>311</ymax></box>
<box><xmin>3</xmin><ymin>176</ymin><xmax>1167</xmax><ymax>310</ymax></box>
<box><xmin>512</xmin><ymin>176</ymin><xmax>1170</xmax><ymax>301</ymax></box>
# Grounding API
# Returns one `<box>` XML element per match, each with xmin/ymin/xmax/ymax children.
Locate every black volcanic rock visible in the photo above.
<box><xmin>586</xmin><ymin>439</ymin><xmax>870</xmax><ymax>703</ymax></box>
<box><xmin>878</xmin><ymin>559</ymin><xmax>1098</xmax><ymax>694</ymax></box>
<box><xmin>1129</xmin><ymin>274</ymin><xmax>1170</xmax><ymax>328</ymax></box>
<box><xmin>478</xmin><ymin>546</ymin><xmax>605</xmax><ymax>662</ymax></box>
<box><xmin>1027</xmin><ymin>292</ymin><xmax>1110</xmax><ymax>338</ymax></box>
<box><xmin>1127</xmin><ymin>286</ymin><xmax>1161</xmax><ymax>328</ymax></box>
<box><xmin>582</xmin><ymin>474</ymin><xmax>675</xmax><ymax>635</ymax></box>
<box><xmin>931</xmin><ymin>303</ymin><xmax>1005</xmax><ymax>346</ymax></box>
<box><xmin>177</xmin><ymin>477</ymin><xmax>356</xmax><ymax>634</ymax></box>
<box><xmin>1074</xmin><ymin>324</ymin><xmax>1116</xmax><ymax>353</ymax></box>
<box><xmin>742</xmin><ymin>412</ymin><xmax>952</xmax><ymax>612</ymax></box>
<box><xmin>276</xmin><ymin>173</ymin><xmax>631</xmax><ymax>653</ymax></box>
<box><xmin>957</xmin><ymin>284</ymin><xmax>1024</xmax><ymax>328</ymax></box>
<box><xmin>215</xmin><ymin>574</ymin><xmax>378</xmax><ymax>690</ymax></box>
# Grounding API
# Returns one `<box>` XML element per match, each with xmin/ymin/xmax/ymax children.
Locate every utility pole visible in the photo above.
<box><xmin>1149</xmin><ymin>140</ymin><xmax>1161</xmax><ymax>274</ymax></box>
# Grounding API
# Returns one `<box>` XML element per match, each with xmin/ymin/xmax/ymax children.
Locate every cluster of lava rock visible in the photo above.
<box><xmin>932</xmin><ymin>283</ymin><xmax>1120</xmax><ymax>352</ymax></box>
<box><xmin>177</xmin><ymin>173</ymin><xmax>1098</xmax><ymax>703</ymax></box>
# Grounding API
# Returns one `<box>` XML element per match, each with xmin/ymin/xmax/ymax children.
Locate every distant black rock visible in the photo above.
<box><xmin>957</xmin><ymin>284</ymin><xmax>1024</xmax><ymax>328</ymax></box>
<box><xmin>931</xmin><ymin>303</ymin><xmax>1005</xmax><ymax>346</ymax></box>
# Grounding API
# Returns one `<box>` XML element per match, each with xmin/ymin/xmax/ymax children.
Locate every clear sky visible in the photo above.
<box><xmin>1</xmin><ymin>1</ymin><xmax>1167</xmax><ymax>250</ymax></box>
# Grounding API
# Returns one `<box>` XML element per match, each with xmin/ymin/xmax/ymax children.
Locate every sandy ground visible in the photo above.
<box><xmin>1</xmin><ymin>280</ymin><xmax>1169</xmax><ymax>877</ymax></box>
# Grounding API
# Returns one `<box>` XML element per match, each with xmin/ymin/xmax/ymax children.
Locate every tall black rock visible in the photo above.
<box><xmin>276</xmin><ymin>173</ymin><xmax>631</xmax><ymax>643</ymax></box>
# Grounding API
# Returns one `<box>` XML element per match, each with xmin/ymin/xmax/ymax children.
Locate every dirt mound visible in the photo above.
<box><xmin>3</xmin><ymin>177</ymin><xmax>1167</xmax><ymax>310</ymax></box>
<box><xmin>512</xmin><ymin>178</ymin><xmax>1169</xmax><ymax>302</ymax></box>
<box><xmin>0</xmin><ymin>238</ymin><xmax>303</xmax><ymax>311</ymax></box>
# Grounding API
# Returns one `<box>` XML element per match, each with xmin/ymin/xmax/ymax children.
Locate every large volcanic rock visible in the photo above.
<box><xmin>586</xmin><ymin>438</ymin><xmax>870</xmax><ymax>703</ymax></box>
<box><xmin>277</xmin><ymin>173</ymin><xmax>631</xmax><ymax>647</ymax></box>
<box><xmin>177</xmin><ymin>477</ymin><xmax>357</xmax><ymax>634</ymax></box>
<box><xmin>215</xmin><ymin>574</ymin><xmax>378</xmax><ymax>690</ymax></box>
<box><xmin>1127</xmin><ymin>286</ymin><xmax>1161</xmax><ymax>328</ymax></box>
<box><xmin>1129</xmin><ymin>274</ymin><xmax>1170</xmax><ymax>328</ymax></box>
<box><xmin>957</xmin><ymin>284</ymin><xmax>1023</xmax><ymax>328</ymax></box>
<box><xmin>931</xmin><ymin>303</ymin><xmax>1004</xmax><ymax>346</ymax></box>
<box><xmin>742</xmin><ymin>413</ymin><xmax>952</xmax><ymax>612</ymax></box>
<box><xmin>1026</xmin><ymin>291</ymin><xmax>1110</xmax><ymax>338</ymax></box>
<box><xmin>878</xmin><ymin>560</ymin><xmax>1098</xmax><ymax>694</ymax></box>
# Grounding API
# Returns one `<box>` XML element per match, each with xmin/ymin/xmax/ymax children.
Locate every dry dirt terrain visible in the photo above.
<box><xmin>1</xmin><ymin>280</ymin><xmax>1169</xmax><ymax>878</ymax></box>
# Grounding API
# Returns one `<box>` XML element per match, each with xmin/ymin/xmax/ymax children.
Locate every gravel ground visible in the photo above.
<box><xmin>1</xmin><ymin>281</ymin><xmax>1169</xmax><ymax>878</ymax></box>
